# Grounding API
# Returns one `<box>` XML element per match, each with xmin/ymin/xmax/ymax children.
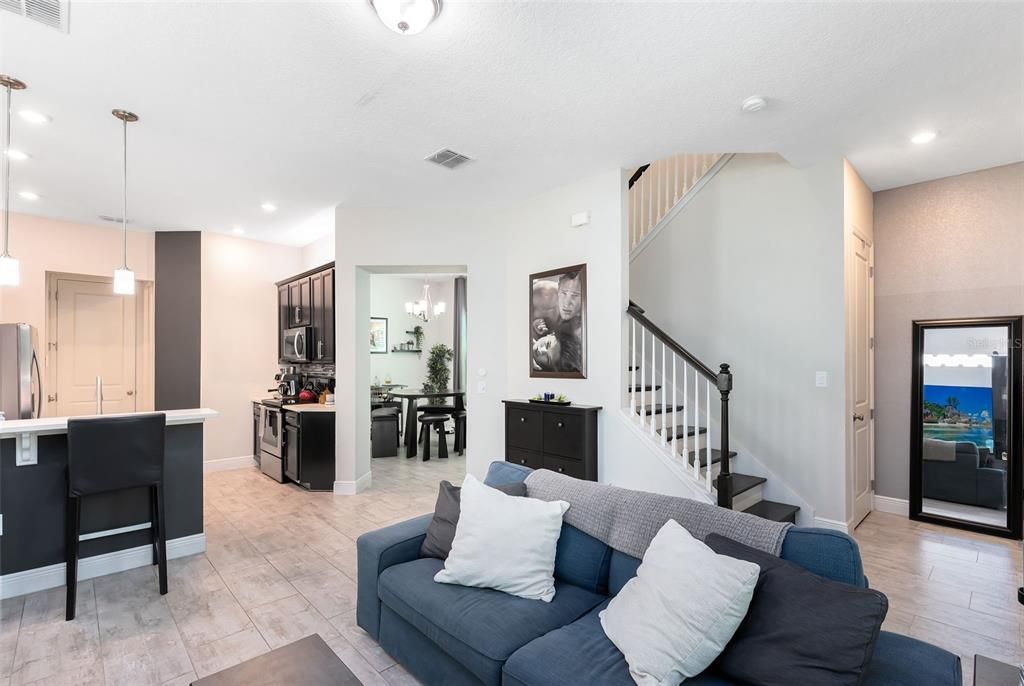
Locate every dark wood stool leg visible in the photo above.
<box><xmin>454</xmin><ymin>416</ymin><xmax>465</xmax><ymax>455</ymax></box>
<box><xmin>150</xmin><ymin>484</ymin><xmax>159</xmax><ymax>565</ymax></box>
<box><xmin>155</xmin><ymin>483</ymin><xmax>168</xmax><ymax>595</ymax></box>
<box><xmin>421</xmin><ymin>423</ymin><xmax>431</xmax><ymax>461</ymax></box>
<box><xmin>437</xmin><ymin>424</ymin><xmax>449</xmax><ymax>459</ymax></box>
<box><xmin>65</xmin><ymin>496</ymin><xmax>81</xmax><ymax>621</ymax></box>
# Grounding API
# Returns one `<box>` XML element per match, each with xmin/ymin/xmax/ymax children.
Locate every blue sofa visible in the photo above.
<box><xmin>357</xmin><ymin>463</ymin><xmax>962</xmax><ymax>686</ymax></box>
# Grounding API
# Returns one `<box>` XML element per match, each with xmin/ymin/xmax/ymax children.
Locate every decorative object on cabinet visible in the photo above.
<box><xmin>529</xmin><ymin>264</ymin><xmax>586</xmax><ymax>379</ymax></box>
<box><xmin>369</xmin><ymin>317</ymin><xmax>388</xmax><ymax>354</ymax></box>
<box><xmin>0</xmin><ymin>74</ymin><xmax>26</xmax><ymax>287</ymax></box>
<box><xmin>529</xmin><ymin>393</ymin><xmax>571</xmax><ymax>406</ymax></box>
<box><xmin>111</xmin><ymin>109</ymin><xmax>139</xmax><ymax>295</ymax></box>
<box><xmin>503</xmin><ymin>400</ymin><xmax>600</xmax><ymax>481</ymax></box>
<box><xmin>423</xmin><ymin>343</ymin><xmax>454</xmax><ymax>394</ymax></box>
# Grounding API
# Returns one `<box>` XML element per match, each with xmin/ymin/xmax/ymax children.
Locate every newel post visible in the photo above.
<box><xmin>716</xmin><ymin>363</ymin><xmax>734</xmax><ymax>508</ymax></box>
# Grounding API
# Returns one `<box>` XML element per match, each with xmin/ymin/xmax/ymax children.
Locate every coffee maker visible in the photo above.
<box><xmin>275</xmin><ymin>367</ymin><xmax>302</xmax><ymax>401</ymax></box>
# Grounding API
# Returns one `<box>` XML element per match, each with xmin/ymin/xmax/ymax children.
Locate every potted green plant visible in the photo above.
<box><xmin>423</xmin><ymin>343</ymin><xmax>454</xmax><ymax>395</ymax></box>
<box><xmin>411</xmin><ymin>325</ymin><xmax>425</xmax><ymax>350</ymax></box>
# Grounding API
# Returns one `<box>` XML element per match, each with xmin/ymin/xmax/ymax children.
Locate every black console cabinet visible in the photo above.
<box><xmin>502</xmin><ymin>400</ymin><xmax>601</xmax><ymax>481</ymax></box>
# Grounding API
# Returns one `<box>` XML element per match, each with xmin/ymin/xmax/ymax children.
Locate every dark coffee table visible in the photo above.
<box><xmin>973</xmin><ymin>654</ymin><xmax>1021</xmax><ymax>686</ymax></box>
<box><xmin>192</xmin><ymin>634</ymin><xmax>359</xmax><ymax>686</ymax></box>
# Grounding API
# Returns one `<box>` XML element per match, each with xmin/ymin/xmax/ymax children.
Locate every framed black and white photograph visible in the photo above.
<box><xmin>529</xmin><ymin>264</ymin><xmax>586</xmax><ymax>378</ymax></box>
<box><xmin>369</xmin><ymin>317</ymin><xmax>388</xmax><ymax>354</ymax></box>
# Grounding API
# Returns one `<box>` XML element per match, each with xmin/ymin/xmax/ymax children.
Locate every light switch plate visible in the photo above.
<box><xmin>815</xmin><ymin>371</ymin><xmax>828</xmax><ymax>388</ymax></box>
<box><xmin>477</xmin><ymin>380</ymin><xmax>487</xmax><ymax>393</ymax></box>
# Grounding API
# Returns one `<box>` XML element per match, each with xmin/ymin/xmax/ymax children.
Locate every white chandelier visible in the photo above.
<box><xmin>405</xmin><ymin>283</ymin><xmax>446</xmax><ymax>323</ymax></box>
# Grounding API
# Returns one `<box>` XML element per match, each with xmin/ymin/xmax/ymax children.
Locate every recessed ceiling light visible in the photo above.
<box><xmin>261</xmin><ymin>202</ymin><xmax>277</xmax><ymax>213</ymax></box>
<box><xmin>232</xmin><ymin>226</ymin><xmax>244</xmax><ymax>235</ymax></box>
<box><xmin>911</xmin><ymin>130</ymin><xmax>937</xmax><ymax>145</ymax></box>
<box><xmin>5</xmin><ymin>149</ymin><xmax>29</xmax><ymax>161</ymax></box>
<box><xmin>370</xmin><ymin>0</ymin><xmax>441</xmax><ymax>35</ymax></box>
<box><xmin>740</xmin><ymin>95</ymin><xmax>768</xmax><ymax>113</ymax></box>
<box><xmin>18</xmin><ymin>110</ymin><xmax>50</xmax><ymax>125</ymax></box>
<box><xmin>18</xmin><ymin>190</ymin><xmax>39</xmax><ymax>201</ymax></box>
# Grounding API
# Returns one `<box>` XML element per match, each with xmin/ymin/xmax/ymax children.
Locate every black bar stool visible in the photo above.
<box><xmin>452</xmin><ymin>410</ymin><xmax>467</xmax><ymax>455</ymax></box>
<box><xmin>416</xmin><ymin>403</ymin><xmax>455</xmax><ymax>445</ymax></box>
<box><xmin>66</xmin><ymin>413</ymin><xmax>167</xmax><ymax>621</ymax></box>
<box><xmin>418</xmin><ymin>414</ymin><xmax>449</xmax><ymax>461</ymax></box>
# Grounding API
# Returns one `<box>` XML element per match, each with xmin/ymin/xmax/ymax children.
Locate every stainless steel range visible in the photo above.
<box><xmin>257</xmin><ymin>399</ymin><xmax>286</xmax><ymax>482</ymax></box>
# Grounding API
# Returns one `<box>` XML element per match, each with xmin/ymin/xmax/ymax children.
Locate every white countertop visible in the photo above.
<box><xmin>0</xmin><ymin>408</ymin><xmax>219</xmax><ymax>437</ymax></box>
<box><xmin>284</xmin><ymin>404</ymin><xmax>336</xmax><ymax>413</ymax></box>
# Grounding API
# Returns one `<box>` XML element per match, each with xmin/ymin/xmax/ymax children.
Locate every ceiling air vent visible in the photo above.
<box><xmin>425</xmin><ymin>148</ymin><xmax>472</xmax><ymax>170</ymax></box>
<box><xmin>1</xmin><ymin>0</ymin><xmax>69</xmax><ymax>32</ymax></box>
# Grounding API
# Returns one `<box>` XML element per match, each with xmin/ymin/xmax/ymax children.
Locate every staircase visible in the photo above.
<box><xmin>625</xmin><ymin>300</ymin><xmax>800</xmax><ymax>524</ymax></box>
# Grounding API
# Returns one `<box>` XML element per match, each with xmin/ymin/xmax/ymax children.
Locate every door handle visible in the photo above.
<box><xmin>318</xmin><ymin>340</ymin><xmax>324</xmax><ymax>359</ymax></box>
<box><xmin>95</xmin><ymin>376</ymin><xmax>103</xmax><ymax>415</ymax></box>
<box><xmin>295</xmin><ymin>306</ymin><xmax>300</xmax><ymax>321</ymax></box>
<box><xmin>853</xmin><ymin>413</ymin><xmax>865</xmax><ymax>422</ymax></box>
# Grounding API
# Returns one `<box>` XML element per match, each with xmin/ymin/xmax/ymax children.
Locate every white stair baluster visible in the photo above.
<box><xmin>671</xmin><ymin>355</ymin><xmax>677</xmax><ymax>458</ymax></box>
<box><xmin>640</xmin><ymin>326</ymin><xmax>646</xmax><ymax>431</ymax></box>
<box><xmin>705</xmin><ymin>377</ymin><xmax>712</xmax><ymax>493</ymax></box>
<box><xmin>661</xmin><ymin>341</ymin><xmax>667</xmax><ymax>446</ymax></box>
<box><xmin>631</xmin><ymin>319</ymin><xmax>637</xmax><ymax>416</ymax></box>
<box><xmin>649</xmin><ymin>330</ymin><xmax>656</xmax><ymax>436</ymax></box>
<box><xmin>692</xmin><ymin>366</ymin><xmax>699</xmax><ymax>481</ymax></box>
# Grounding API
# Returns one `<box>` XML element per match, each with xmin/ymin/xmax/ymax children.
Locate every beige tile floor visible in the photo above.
<box><xmin>0</xmin><ymin>454</ymin><xmax>464</xmax><ymax>686</ymax></box>
<box><xmin>1</xmin><ymin>455</ymin><xmax>1020</xmax><ymax>686</ymax></box>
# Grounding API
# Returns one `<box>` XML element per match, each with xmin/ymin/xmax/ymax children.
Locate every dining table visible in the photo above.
<box><xmin>389</xmin><ymin>389</ymin><xmax>466</xmax><ymax>453</ymax></box>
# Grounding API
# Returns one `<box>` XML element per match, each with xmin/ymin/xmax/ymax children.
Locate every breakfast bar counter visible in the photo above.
<box><xmin>0</xmin><ymin>408</ymin><xmax>217</xmax><ymax>598</ymax></box>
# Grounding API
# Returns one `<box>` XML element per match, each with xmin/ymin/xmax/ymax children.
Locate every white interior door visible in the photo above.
<box><xmin>851</xmin><ymin>235</ymin><xmax>875</xmax><ymax>526</ymax></box>
<box><xmin>56</xmin><ymin>278</ymin><xmax>137</xmax><ymax>416</ymax></box>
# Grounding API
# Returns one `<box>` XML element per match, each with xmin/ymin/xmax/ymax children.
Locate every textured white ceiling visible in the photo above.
<box><xmin>2</xmin><ymin>1</ymin><xmax>1021</xmax><ymax>245</ymax></box>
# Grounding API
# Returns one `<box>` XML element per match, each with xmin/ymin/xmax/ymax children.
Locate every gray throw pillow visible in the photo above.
<box><xmin>420</xmin><ymin>479</ymin><xmax>527</xmax><ymax>560</ymax></box>
<box><xmin>706</xmin><ymin>534</ymin><xmax>888</xmax><ymax>686</ymax></box>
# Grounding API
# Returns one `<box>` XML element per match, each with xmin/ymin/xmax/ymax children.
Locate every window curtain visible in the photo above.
<box><xmin>453</xmin><ymin>276</ymin><xmax>468</xmax><ymax>392</ymax></box>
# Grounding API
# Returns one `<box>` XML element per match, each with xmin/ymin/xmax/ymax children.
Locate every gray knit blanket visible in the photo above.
<box><xmin>525</xmin><ymin>470</ymin><xmax>791</xmax><ymax>558</ymax></box>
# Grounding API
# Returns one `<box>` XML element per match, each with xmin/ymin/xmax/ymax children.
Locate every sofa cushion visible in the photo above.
<box><xmin>608</xmin><ymin>549</ymin><xmax>641</xmax><ymax>595</ymax></box>
<box><xmin>503</xmin><ymin>601</ymin><xmax>732</xmax><ymax>686</ymax></box>
<box><xmin>780</xmin><ymin>527</ymin><xmax>866</xmax><ymax>587</ymax></box>
<box><xmin>420</xmin><ymin>480</ymin><xmax>528</xmax><ymax>560</ymax></box>
<box><xmin>706</xmin><ymin>534</ymin><xmax>888</xmax><ymax>686</ymax></box>
<box><xmin>861</xmin><ymin>631</ymin><xmax>962</xmax><ymax>686</ymax></box>
<box><xmin>554</xmin><ymin>523</ymin><xmax>612</xmax><ymax>594</ymax></box>
<box><xmin>379</xmin><ymin>557</ymin><xmax>605</xmax><ymax>685</ymax></box>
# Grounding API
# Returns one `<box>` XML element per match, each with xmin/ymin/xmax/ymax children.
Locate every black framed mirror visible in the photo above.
<box><xmin>910</xmin><ymin>316</ymin><xmax>1022</xmax><ymax>539</ymax></box>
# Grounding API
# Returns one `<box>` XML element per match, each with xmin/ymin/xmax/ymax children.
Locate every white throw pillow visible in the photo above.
<box><xmin>599</xmin><ymin>520</ymin><xmax>760</xmax><ymax>685</ymax></box>
<box><xmin>434</xmin><ymin>474</ymin><xmax>569</xmax><ymax>602</ymax></box>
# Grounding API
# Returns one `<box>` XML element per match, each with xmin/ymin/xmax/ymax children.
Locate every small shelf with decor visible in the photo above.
<box><xmin>391</xmin><ymin>349</ymin><xmax>423</xmax><ymax>354</ymax></box>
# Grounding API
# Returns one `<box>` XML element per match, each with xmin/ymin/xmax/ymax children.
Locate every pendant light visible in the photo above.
<box><xmin>404</xmin><ymin>282</ymin><xmax>446</xmax><ymax>322</ymax></box>
<box><xmin>0</xmin><ymin>74</ymin><xmax>26</xmax><ymax>287</ymax></box>
<box><xmin>111</xmin><ymin>109</ymin><xmax>138</xmax><ymax>295</ymax></box>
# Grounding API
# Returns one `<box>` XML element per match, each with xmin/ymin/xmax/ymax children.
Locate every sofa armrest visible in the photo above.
<box><xmin>976</xmin><ymin>468</ymin><xmax>1008</xmax><ymax>509</ymax></box>
<box><xmin>356</xmin><ymin>513</ymin><xmax>433</xmax><ymax>640</ymax></box>
<box><xmin>781</xmin><ymin>527</ymin><xmax>866</xmax><ymax>587</ymax></box>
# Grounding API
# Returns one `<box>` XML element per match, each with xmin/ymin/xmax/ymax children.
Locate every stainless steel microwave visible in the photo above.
<box><xmin>282</xmin><ymin>326</ymin><xmax>311</xmax><ymax>363</ymax></box>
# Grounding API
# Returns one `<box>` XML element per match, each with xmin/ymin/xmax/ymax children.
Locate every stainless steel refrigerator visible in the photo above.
<box><xmin>0</xmin><ymin>323</ymin><xmax>42</xmax><ymax>419</ymax></box>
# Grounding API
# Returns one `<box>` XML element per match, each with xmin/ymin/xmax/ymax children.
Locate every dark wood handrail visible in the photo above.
<box><xmin>627</xmin><ymin>164</ymin><xmax>651</xmax><ymax>189</ymax></box>
<box><xmin>626</xmin><ymin>301</ymin><xmax>716</xmax><ymax>380</ymax></box>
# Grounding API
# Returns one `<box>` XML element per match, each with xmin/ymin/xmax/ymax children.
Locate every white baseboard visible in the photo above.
<box><xmin>334</xmin><ymin>471</ymin><xmax>372</xmax><ymax>496</ymax></box>
<box><xmin>203</xmin><ymin>455</ymin><xmax>256</xmax><ymax>473</ymax></box>
<box><xmin>812</xmin><ymin>517</ymin><xmax>851</xmax><ymax>534</ymax></box>
<box><xmin>873</xmin><ymin>494</ymin><xmax>909</xmax><ymax>516</ymax></box>
<box><xmin>0</xmin><ymin>533</ymin><xmax>206</xmax><ymax>600</ymax></box>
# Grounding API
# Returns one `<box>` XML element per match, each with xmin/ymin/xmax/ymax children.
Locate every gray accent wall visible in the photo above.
<box><xmin>155</xmin><ymin>232</ymin><xmax>202</xmax><ymax>410</ymax></box>
<box><xmin>874</xmin><ymin>162</ymin><xmax>1024</xmax><ymax>500</ymax></box>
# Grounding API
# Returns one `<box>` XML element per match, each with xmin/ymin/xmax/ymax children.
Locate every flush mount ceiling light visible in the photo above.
<box><xmin>5</xmin><ymin>149</ymin><xmax>28</xmax><ymax>161</ymax></box>
<box><xmin>18</xmin><ymin>190</ymin><xmax>38</xmax><ymax>201</ymax></box>
<box><xmin>911</xmin><ymin>130</ymin><xmax>937</xmax><ymax>145</ymax></box>
<box><xmin>405</xmin><ymin>282</ymin><xmax>446</xmax><ymax>322</ymax></box>
<box><xmin>111</xmin><ymin>109</ymin><xmax>138</xmax><ymax>296</ymax></box>
<box><xmin>0</xmin><ymin>74</ymin><xmax>27</xmax><ymax>287</ymax></box>
<box><xmin>18</xmin><ymin>109</ymin><xmax>50</xmax><ymax>125</ymax></box>
<box><xmin>370</xmin><ymin>0</ymin><xmax>441</xmax><ymax>35</ymax></box>
<box><xmin>261</xmin><ymin>202</ymin><xmax>277</xmax><ymax>213</ymax></box>
<box><xmin>740</xmin><ymin>95</ymin><xmax>768</xmax><ymax>113</ymax></box>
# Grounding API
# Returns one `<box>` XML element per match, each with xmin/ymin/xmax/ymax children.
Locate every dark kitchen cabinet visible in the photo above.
<box><xmin>288</xmin><ymin>278</ymin><xmax>312</xmax><ymax>327</ymax></box>
<box><xmin>502</xmin><ymin>400</ymin><xmax>601</xmax><ymax>481</ymax></box>
<box><xmin>283</xmin><ymin>409</ymin><xmax>335</xmax><ymax>491</ymax></box>
<box><xmin>310</xmin><ymin>269</ymin><xmax>335</xmax><ymax>362</ymax></box>
<box><xmin>277</xmin><ymin>262</ymin><xmax>335</xmax><ymax>364</ymax></box>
